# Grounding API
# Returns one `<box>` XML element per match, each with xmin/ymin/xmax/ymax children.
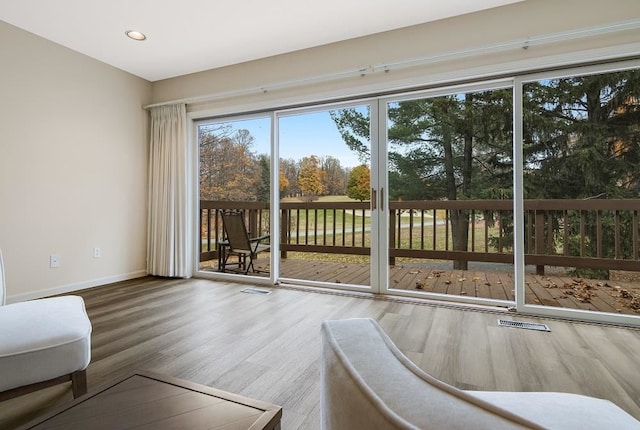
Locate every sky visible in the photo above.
<box><xmin>217</xmin><ymin>109</ymin><xmax>367</xmax><ymax>168</ymax></box>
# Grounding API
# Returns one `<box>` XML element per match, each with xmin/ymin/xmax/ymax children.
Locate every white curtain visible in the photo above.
<box><xmin>147</xmin><ymin>104</ymin><xmax>191</xmax><ymax>277</ymax></box>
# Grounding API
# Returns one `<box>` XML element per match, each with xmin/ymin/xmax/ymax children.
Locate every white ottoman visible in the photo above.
<box><xmin>0</xmin><ymin>295</ymin><xmax>92</xmax><ymax>401</ymax></box>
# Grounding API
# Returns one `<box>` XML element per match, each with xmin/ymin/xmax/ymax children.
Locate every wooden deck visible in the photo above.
<box><xmin>201</xmin><ymin>258</ymin><xmax>640</xmax><ymax>316</ymax></box>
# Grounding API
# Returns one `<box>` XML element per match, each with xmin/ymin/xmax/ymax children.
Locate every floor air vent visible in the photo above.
<box><xmin>241</xmin><ymin>287</ymin><xmax>271</xmax><ymax>295</ymax></box>
<box><xmin>497</xmin><ymin>319</ymin><xmax>550</xmax><ymax>332</ymax></box>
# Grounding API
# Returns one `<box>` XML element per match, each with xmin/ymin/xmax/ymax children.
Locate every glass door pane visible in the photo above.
<box><xmin>522</xmin><ymin>67</ymin><xmax>640</xmax><ymax>316</ymax></box>
<box><xmin>198</xmin><ymin>116</ymin><xmax>272</xmax><ymax>276</ymax></box>
<box><xmin>278</xmin><ymin>105</ymin><xmax>372</xmax><ymax>288</ymax></box>
<box><xmin>384</xmin><ymin>87</ymin><xmax>515</xmax><ymax>304</ymax></box>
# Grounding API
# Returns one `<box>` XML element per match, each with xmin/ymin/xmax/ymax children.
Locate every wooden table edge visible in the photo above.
<box><xmin>15</xmin><ymin>370</ymin><xmax>283</xmax><ymax>430</ymax></box>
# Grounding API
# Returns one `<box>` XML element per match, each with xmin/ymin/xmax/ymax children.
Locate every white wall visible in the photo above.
<box><xmin>151</xmin><ymin>0</ymin><xmax>640</xmax><ymax>115</ymax></box>
<box><xmin>0</xmin><ymin>21</ymin><xmax>152</xmax><ymax>301</ymax></box>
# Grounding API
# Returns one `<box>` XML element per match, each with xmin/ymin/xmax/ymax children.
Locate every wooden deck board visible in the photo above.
<box><xmin>483</xmin><ymin>271</ymin><xmax>511</xmax><ymax>301</ymax></box>
<box><xmin>526</xmin><ymin>275</ymin><xmax>562</xmax><ymax>307</ymax></box>
<box><xmin>206</xmin><ymin>258</ymin><xmax>640</xmax><ymax>315</ymax></box>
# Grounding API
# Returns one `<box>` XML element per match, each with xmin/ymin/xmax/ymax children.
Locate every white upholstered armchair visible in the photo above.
<box><xmin>321</xmin><ymin>318</ymin><xmax>640</xmax><ymax>429</ymax></box>
<box><xmin>0</xmin><ymin>249</ymin><xmax>92</xmax><ymax>401</ymax></box>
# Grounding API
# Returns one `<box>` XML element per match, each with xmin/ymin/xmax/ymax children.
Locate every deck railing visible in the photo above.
<box><xmin>200</xmin><ymin>199</ymin><xmax>640</xmax><ymax>274</ymax></box>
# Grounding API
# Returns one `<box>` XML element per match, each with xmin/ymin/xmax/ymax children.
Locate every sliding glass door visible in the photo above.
<box><xmin>277</xmin><ymin>103</ymin><xmax>374</xmax><ymax>290</ymax></box>
<box><xmin>518</xmin><ymin>64</ymin><xmax>640</xmax><ymax>321</ymax></box>
<box><xmin>198</xmin><ymin>115</ymin><xmax>272</xmax><ymax>277</ymax></box>
<box><xmin>378</xmin><ymin>83</ymin><xmax>516</xmax><ymax>305</ymax></box>
<box><xmin>194</xmin><ymin>59</ymin><xmax>640</xmax><ymax>326</ymax></box>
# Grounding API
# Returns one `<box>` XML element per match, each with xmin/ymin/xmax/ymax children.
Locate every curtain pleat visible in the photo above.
<box><xmin>147</xmin><ymin>104</ymin><xmax>190</xmax><ymax>277</ymax></box>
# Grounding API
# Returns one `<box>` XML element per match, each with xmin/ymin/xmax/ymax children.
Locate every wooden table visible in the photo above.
<box><xmin>17</xmin><ymin>371</ymin><xmax>282</xmax><ymax>430</ymax></box>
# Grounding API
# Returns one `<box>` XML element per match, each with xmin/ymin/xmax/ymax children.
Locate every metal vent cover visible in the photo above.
<box><xmin>241</xmin><ymin>287</ymin><xmax>271</xmax><ymax>295</ymax></box>
<box><xmin>497</xmin><ymin>319</ymin><xmax>550</xmax><ymax>332</ymax></box>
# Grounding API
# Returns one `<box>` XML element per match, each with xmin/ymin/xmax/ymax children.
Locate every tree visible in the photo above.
<box><xmin>321</xmin><ymin>156</ymin><xmax>347</xmax><ymax>195</ymax></box>
<box><xmin>256</xmin><ymin>154</ymin><xmax>270</xmax><ymax>203</ymax></box>
<box><xmin>330</xmin><ymin>108</ymin><xmax>371</xmax><ymax>163</ymax></box>
<box><xmin>280</xmin><ymin>158</ymin><xmax>299</xmax><ymax>197</ymax></box>
<box><xmin>297</xmin><ymin>155</ymin><xmax>325</xmax><ymax>201</ymax></box>
<box><xmin>523</xmin><ymin>72</ymin><xmax>640</xmax><ymax>200</ymax></box>
<box><xmin>332</xmin><ymin>90</ymin><xmax>513</xmax><ymax>269</ymax></box>
<box><xmin>279</xmin><ymin>169</ymin><xmax>289</xmax><ymax>194</ymax></box>
<box><xmin>347</xmin><ymin>165</ymin><xmax>370</xmax><ymax>201</ymax></box>
<box><xmin>522</xmin><ymin>70</ymin><xmax>640</xmax><ymax>277</ymax></box>
<box><xmin>199</xmin><ymin>125</ymin><xmax>259</xmax><ymax>201</ymax></box>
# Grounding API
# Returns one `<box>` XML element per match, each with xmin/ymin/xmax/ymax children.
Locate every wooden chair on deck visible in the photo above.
<box><xmin>220</xmin><ymin>211</ymin><xmax>270</xmax><ymax>274</ymax></box>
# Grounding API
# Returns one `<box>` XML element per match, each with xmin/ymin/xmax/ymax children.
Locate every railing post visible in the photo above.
<box><xmin>204</xmin><ymin>209</ymin><xmax>209</xmax><ymax>252</ymax></box>
<box><xmin>389</xmin><ymin>208</ymin><xmax>396</xmax><ymax>266</ymax></box>
<box><xmin>248</xmin><ymin>209</ymin><xmax>258</xmax><ymax>237</ymax></box>
<box><xmin>280</xmin><ymin>208</ymin><xmax>288</xmax><ymax>259</ymax></box>
<box><xmin>535</xmin><ymin>209</ymin><xmax>545</xmax><ymax>275</ymax></box>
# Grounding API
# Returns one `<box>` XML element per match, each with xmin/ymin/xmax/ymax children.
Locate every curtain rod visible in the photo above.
<box><xmin>144</xmin><ymin>19</ymin><xmax>640</xmax><ymax>110</ymax></box>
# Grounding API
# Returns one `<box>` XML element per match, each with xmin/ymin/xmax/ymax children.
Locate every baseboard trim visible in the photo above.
<box><xmin>6</xmin><ymin>270</ymin><xmax>148</xmax><ymax>303</ymax></box>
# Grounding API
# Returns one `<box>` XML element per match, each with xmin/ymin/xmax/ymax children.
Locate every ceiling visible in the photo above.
<box><xmin>0</xmin><ymin>0</ymin><xmax>521</xmax><ymax>82</ymax></box>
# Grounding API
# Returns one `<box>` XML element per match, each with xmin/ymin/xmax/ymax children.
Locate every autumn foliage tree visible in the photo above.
<box><xmin>279</xmin><ymin>169</ymin><xmax>289</xmax><ymax>194</ymax></box>
<box><xmin>347</xmin><ymin>164</ymin><xmax>370</xmax><ymax>201</ymax></box>
<box><xmin>199</xmin><ymin>125</ymin><xmax>259</xmax><ymax>201</ymax></box>
<box><xmin>297</xmin><ymin>155</ymin><xmax>326</xmax><ymax>201</ymax></box>
<box><xmin>201</xmin><ymin>126</ymin><xmax>355</xmax><ymax>202</ymax></box>
<box><xmin>321</xmin><ymin>156</ymin><xmax>347</xmax><ymax>195</ymax></box>
<box><xmin>280</xmin><ymin>158</ymin><xmax>299</xmax><ymax>197</ymax></box>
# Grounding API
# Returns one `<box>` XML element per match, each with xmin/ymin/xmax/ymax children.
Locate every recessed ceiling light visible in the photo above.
<box><xmin>125</xmin><ymin>30</ymin><xmax>146</xmax><ymax>41</ymax></box>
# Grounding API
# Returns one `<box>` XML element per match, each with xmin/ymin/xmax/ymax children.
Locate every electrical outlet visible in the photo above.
<box><xmin>93</xmin><ymin>247</ymin><xmax>101</xmax><ymax>258</ymax></box>
<box><xmin>50</xmin><ymin>254</ymin><xmax>61</xmax><ymax>268</ymax></box>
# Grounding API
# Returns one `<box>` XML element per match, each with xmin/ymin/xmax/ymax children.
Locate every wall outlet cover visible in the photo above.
<box><xmin>50</xmin><ymin>254</ymin><xmax>61</xmax><ymax>268</ymax></box>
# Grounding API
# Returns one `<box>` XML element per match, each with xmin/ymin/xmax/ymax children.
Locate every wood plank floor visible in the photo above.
<box><xmin>2</xmin><ymin>276</ymin><xmax>640</xmax><ymax>429</ymax></box>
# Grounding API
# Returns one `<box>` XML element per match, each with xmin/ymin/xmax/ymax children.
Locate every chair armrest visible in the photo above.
<box><xmin>250</xmin><ymin>235</ymin><xmax>270</xmax><ymax>243</ymax></box>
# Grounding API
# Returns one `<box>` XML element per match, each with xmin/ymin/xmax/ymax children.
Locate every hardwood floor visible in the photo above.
<box><xmin>2</xmin><ymin>276</ymin><xmax>640</xmax><ymax>429</ymax></box>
